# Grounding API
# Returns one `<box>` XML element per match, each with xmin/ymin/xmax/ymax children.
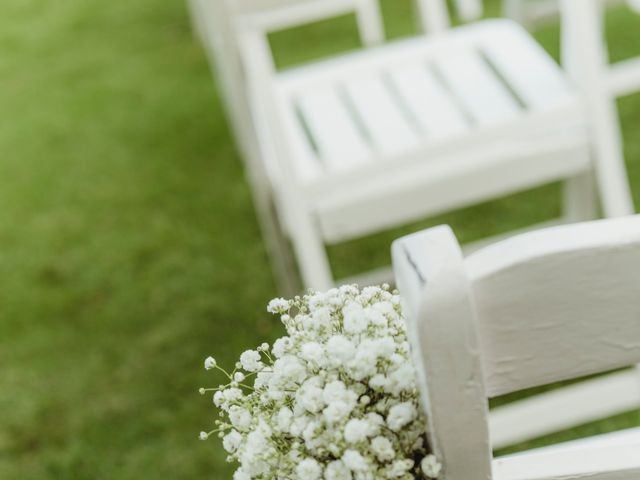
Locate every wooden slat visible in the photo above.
<box><xmin>433</xmin><ymin>48</ymin><xmax>521</xmax><ymax>126</ymax></box>
<box><xmin>388</xmin><ymin>62</ymin><xmax>469</xmax><ymax>139</ymax></box>
<box><xmin>296</xmin><ymin>86</ymin><xmax>371</xmax><ymax>172</ymax></box>
<box><xmin>490</xmin><ymin>369</ymin><xmax>640</xmax><ymax>450</ymax></box>
<box><xmin>480</xmin><ymin>25</ymin><xmax>573</xmax><ymax>109</ymax></box>
<box><xmin>278</xmin><ymin>96</ymin><xmax>324</xmax><ymax>183</ymax></box>
<box><xmin>609</xmin><ymin>57</ymin><xmax>640</xmax><ymax>98</ymax></box>
<box><xmin>493</xmin><ymin>440</ymin><xmax>640</xmax><ymax>480</ymax></box>
<box><xmin>342</xmin><ymin>74</ymin><xmax>420</xmax><ymax>155</ymax></box>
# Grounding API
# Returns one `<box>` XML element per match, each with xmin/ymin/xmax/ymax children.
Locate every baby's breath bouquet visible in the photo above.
<box><xmin>199</xmin><ymin>285</ymin><xmax>441</xmax><ymax>480</ymax></box>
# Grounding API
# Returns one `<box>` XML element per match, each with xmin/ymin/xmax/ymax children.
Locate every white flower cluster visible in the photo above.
<box><xmin>200</xmin><ymin>285</ymin><xmax>442</xmax><ymax>480</ymax></box>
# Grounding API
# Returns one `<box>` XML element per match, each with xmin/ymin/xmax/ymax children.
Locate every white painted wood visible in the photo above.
<box><xmin>517</xmin><ymin>426</ymin><xmax>640</xmax><ymax>455</ymax></box>
<box><xmin>560</xmin><ymin>0</ymin><xmax>635</xmax><ymax>217</ymax></box>
<box><xmin>393</xmin><ymin>216</ymin><xmax>640</xmax><ymax>480</ymax></box>
<box><xmin>493</xmin><ymin>441</ymin><xmax>640</xmax><ymax>480</ymax></box>
<box><xmin>479</xmin><ymin>25</ymin><xmax>573</xmax><ymax>109</ymax></box>
<box><xmin>414</xmin><ymin>0</ymin><xmax>451</xmax><ymax>33</ymax></box>
<box><xmin>342</xmin><ymin>74</ymin><xmax>420</xmax><ymax>155</ymax></box>
<box><xmin>197</xmin><ymin>0</ymin><xmax>633</xmax><ymax>294</ymax></box>
<box><xmin>413</xmin><ymin>0</ymin><xmax>482</xmax><ymax>32</ymax></box>
<box><xmin>454</xmin><ymin>0</ymin><xmax>483</xmax><ymax>22</ymax></box>
<box><xmin>467</xmin><ymin>216</ymin><xmax>640</xmax><ymax>396</ymax></box>
<box><xmin>315</xmin><ymin>130</ymin><xmax>590</xmax><ymax>243</ymax></box>
<box><xmin>193</xmin><ymin>0</ymin><xmax>302</xmax><ymax>293</ymax></box>
<box><xmin>504</xmin><ymin>0</ymin><xmax>625</xmax><ymax>29</ymax></box>
<box><xmin>392</xmin><ymin>226</ymin><xmax>492</xmax><ymax>480</ymax></box>
<box><xmin>510</xmin><ymin>0</ymin><xmax>637</xmax><ymax>217</ymax></box>
<box><xmin>232</xmin><ymin>0</ymin><xmax>363</xmax><ymax>31</ymax></box>
<box><xmin>609</xmin><ymin>57</ymin><xmax>640</xmax><ymax>98</ymax></box>
<box><xmin>295</xmin><ymin>85</ymin><xmax>371</xmax><ymax>171</ymax></box>
<box><xmin>563</xmin><ymin>170</ymin><xmax>597</xmax><ymax>222</ymax></box>
<box><xmin>433</xmin><ymin>48</ymin><xmax>522</xmax><ymax>126</ymax></box>
<box><xmin>353</xmin><ymin>0</ymin><xmax>385</xmax><ymax>46</ymax></box>
<box><xmin>231</xmin><ymin>0</ymin><xmax>384</xmax><ymax>45</ymax></box>
<box><xmin>336</xmin><ymin>218</ymin><xmax>570</xmax><ymax>288</ymax></box>
<box><xmin>276</xmin><ymin>93</ymin><xmax>324</xmax><ymax>183</ymax></box>
<box><xmin>490</xmin><ymin>369</ymin><xmax>640</xmax><ymax>449</ymax></box>
<box><xmin>387</xmin><ymin>61</ymin><xmax>470</xmax><ymax>138</ymax></box>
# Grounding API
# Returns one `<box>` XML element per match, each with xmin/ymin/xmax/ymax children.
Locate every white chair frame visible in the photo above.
<box><xmin>190</xmin><ymin>0</ymin><xmax>635</xmax><ymax>292</ymax></box>
<box><xmin>188</xmin><ymin>0</ymin><xmax>385</xmax><ymax>294</ymax></box>
<box><xmin>393</xmin><ymin>215</ymin><xmax>640</xmax><ymax>478</ymax></box>
<box><xmin>507</xmin><ymin>0</ymin><xmax>640</xmax><ymax>99</ymax></box>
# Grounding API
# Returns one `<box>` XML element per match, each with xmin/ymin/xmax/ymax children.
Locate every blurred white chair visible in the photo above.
<box><xmin>393</xmin><ymin>215</ymin><xmax>640</xmax><ymax>479</ymax></box>
<box><xmin>192</xmin><ymin>0</ymin><xmax>634</xmax><ymax>291</ymax></box>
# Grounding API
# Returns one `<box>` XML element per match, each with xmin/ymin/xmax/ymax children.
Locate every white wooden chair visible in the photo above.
<box><xmin>392</xmin><ymin>215</ymin><xmax>640</xmax><ymax>479</ymax></box>
<box><xmin>191</xmin><ymin>0</ymin><xmax>635</xmax><ymax>291</ymax></box>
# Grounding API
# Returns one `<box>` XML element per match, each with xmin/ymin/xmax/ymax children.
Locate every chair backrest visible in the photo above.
<box><xmin>392</xmin><ymin>215</ymin><xmax>640</xmax><ymax>480</ymax></box>
<box><xmin>228</xmin><ymin>0</ymin><xmax>486</xmax><ymax>75</ymax></box>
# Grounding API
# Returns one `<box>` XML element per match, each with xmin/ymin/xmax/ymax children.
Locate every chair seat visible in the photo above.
<box><xmin>268</xmin><ymin>19</ymin><xmax>591</xmax><ymax>242</ymax></box>
<box><xmin>493</xmin><ymin>427</ymin><xmax>640</xmax><ymax>480</ymax></box>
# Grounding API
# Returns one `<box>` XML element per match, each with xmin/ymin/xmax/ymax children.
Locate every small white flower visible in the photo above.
<box><xmin>386</xmin><ymin>459</ymin><xmax>414</xmax><ymax>478</ymax></box>
<box><xmin>300</xmin><ymin>341</ymin><xmax>325</xmax><ymax>366</ymax></box>
<box><xmin>343</xmin><ymin>418</ymin><xmax>372</xmax><ymax>443</ymax></box>
<box><xmin>342</xmin><ymin>302</ymin><xmax>368</xmax><ymax>334</ymax></box>
<box><xmin>223</xmin><ymin>388</ymin><xmax>243</xmax><ymax>403</ymax></box>
<box><xmin>371</xmin><ymin>436</ymin><xmax>395</xmax><ymax>462</ymax></box>
<box><xmin>326</xmin><ymin>336</ymin><xmax>355</xmax><ymax>366</ymax></box>
<box><xmin>421</xmin><ymin>454</ymin><xmax>442</xmax><ymax>478</ymax></box>
<box><xmin>323</xmin><ymin>399</ymin><xmax>356</xmax><ymax>425</ymax></box>
<box><xmin>296</xmin><ymin>458</ymin><xmax>323</xmax><ymax>480</ymax></box>
<box><xmin>233</xmin><ymin>372</ymin><xmax>245</xmax><ymax>383</ymax></box>
<box><xmin>342</xmin><ymin>450</ymin><xmax>369</xmax><ymax>472</ymax></box>
<box><xmin>233</xmin><ymin>468</ymin><xmax>251</xmax><ymax>480</ymax></box>
<box><xmin>204</xmin><ymin>356</ymin><xmax>216</xmax><ymax>370</ymax></box>
<box><xmin>240</xmin><ymin>350</ymin><xmax>262</xmax><ymax>372</ymax></box>
<box><xmin>386</xmin><ymin>402</ymin><xmax>417</xmax><ymax>432</ymax></box>
<box><xmin>228</xmin><ymin>406</ymin><xmax>252</xmax><ymax>430</ymax></box>
<box><xmin>223</xmin><ymin>430</ymin><xmax>243</xmax><ymax>453</ymax></box>
<box><xmin>267</xmin><ymin>297</ymin><xmax>290</xmax><ymax>314</ymax></box>
<box><xmin>272</xmin><ymin>336</ymin><xmax>291</xmax><ymax>358</ymax></box>
<box><xmin>199</xmin><ymin>431</ymin><xmax>208</xmax><ymax>440</ymax></box>
<box><xmin>276</xmin><ymin>406</ymin><xmax>293</xmax><ymax>432</ymax></box>
<box><xmin>325</xmin><ymin>460</ymin><xmax>352</xmax><ymax>480</ymax></box>
<box><xmin>298</xmin><ymin>384</ymin><xmax>325</xmax><ymax>414</ymax></box>
<box><xmin>213</xmin><ymin>391</ymin><xmax>224</xmax><ymax>407</ymax></box>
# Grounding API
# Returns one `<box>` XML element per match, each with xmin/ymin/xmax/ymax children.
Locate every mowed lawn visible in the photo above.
<box><xmin>0</xmin><ymin>0</ymin><xmax>639</xmax><ymax>478</ymax></box>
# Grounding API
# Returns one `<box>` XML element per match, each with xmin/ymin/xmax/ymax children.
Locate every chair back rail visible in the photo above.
<box><xmin>467</xmin><ymin>216</ymin><xmax>640</xmax><ymax>397</ymax></box>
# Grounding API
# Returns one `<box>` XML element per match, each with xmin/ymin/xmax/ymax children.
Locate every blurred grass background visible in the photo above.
<box><xmin>0</xmin><ymin>0</ymin><xmax>638</xmax><ymax>478</ymax></box>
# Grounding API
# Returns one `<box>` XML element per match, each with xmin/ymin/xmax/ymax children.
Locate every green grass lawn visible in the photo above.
<box><xmin>0</xmin><ymin>0</ymin><xmax>639</xmax><ymax>478</ymax></box>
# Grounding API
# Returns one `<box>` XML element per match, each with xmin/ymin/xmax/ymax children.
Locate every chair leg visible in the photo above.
<box><xmin>288</xmin><ymin>210</ymin><xmax>334</xmax><ymax>292</ymax></box>
<box><xmin>186</xmin><ymin>0</ymin><xmax>206</xmax><ymax>44</ymax></box>
<box><xmin>258</xmin><ymin>196</ymin><xmax>301</xmax><ymax>297</ymax></box>
<box><xmin>244</xmin><ymin>170</ymin><xmax>299</xmax><ymax>296</ymax></box>
<box><xmin>503</xmin><ymin>0</ymin><xmax>536</xmax><ymax>27</ymax></box>
<box><xmin>563</xmin><ymin>170</ymin><xmax>598</xmax><ymax>222</ymax></box>
<box><xmin>590</xmin><ymin>98</ymin><xmax>636</xmax><ymax>218</ymax></box>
